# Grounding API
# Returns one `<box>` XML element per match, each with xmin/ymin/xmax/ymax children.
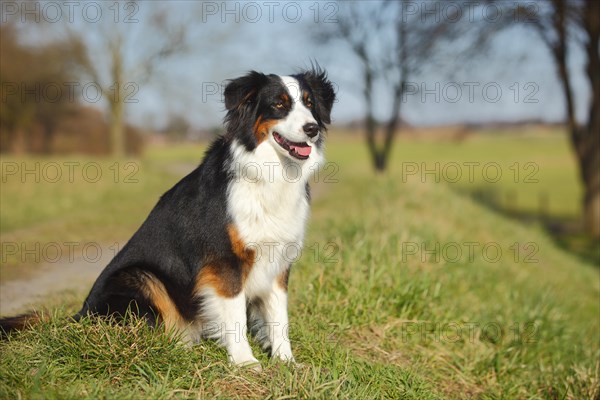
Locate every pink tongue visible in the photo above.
<box><xmin>291</xmin><ymin>145</ymin><xmax>311</xmax><ymax>157</ymax></box>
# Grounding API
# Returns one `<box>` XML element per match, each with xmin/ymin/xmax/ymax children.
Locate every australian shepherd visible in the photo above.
<box><xmin>0</xmin><ymin>68</ymin><xmax>336</xmax><ymax>368</ymax></box>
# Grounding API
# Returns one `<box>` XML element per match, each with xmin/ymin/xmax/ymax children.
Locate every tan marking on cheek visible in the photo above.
<box><xmin>253</xmin><ymin>117</ymin><xmax>278</xmax><ymax>144</ymax></box>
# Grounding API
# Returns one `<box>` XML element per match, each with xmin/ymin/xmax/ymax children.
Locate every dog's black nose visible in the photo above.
<box><xmin>303</xmin><ymin>123</ymin><xmax>319</xmax><ymax>138</ymax></box>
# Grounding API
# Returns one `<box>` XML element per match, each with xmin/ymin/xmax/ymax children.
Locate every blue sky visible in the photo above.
<box><xmin>12</xmin><ymin>1</ymin><xmax>590</xmax><ymax>129</ymax></box>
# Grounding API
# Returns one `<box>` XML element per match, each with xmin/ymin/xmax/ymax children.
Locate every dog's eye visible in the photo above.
<box><xmin>274</xmin><ymin>102</ymin><xmax>284</xmax><ymax>109</ymax></box>
<box><xmin>305</xmin><ymin>99</ymin><xmax>313</xmax><ymax>108</ymax></box>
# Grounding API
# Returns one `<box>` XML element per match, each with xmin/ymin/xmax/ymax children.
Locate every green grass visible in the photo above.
<box><xmin>1</xmin><ymin>131</ymin><xmax>599</xmax><ymax>398</ymax></box>
<box><xmin>339</xmin><ymin>127</ymin><xmax>582</xmax><ymax>218</ymax></box>
<box><xmin>0</xmin><ymin>146</ymin><xmax>206</xmax><ymax>280</ymax></box>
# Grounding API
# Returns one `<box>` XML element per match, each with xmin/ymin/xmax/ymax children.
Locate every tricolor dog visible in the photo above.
<box><xmin>0</xmin><ymin>68</ymin><xmax>336</xmax><ymax>368</ymax></box>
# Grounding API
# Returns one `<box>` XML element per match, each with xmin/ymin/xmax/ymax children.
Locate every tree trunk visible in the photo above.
<box><xmin>108</xmin><ymin>35</ymin><xmax>126</xmax><ymax>157</ymax></box>
<box><xmin>363</xmin><ymin>70</ymin><xmax>403</xmax><ymax>172</ymax></box>
<box><xmin>109</xmin><ymin>99</ymin><xmax>125</xmax><ymax>157</ymax></box>
<box><xmin>41</xmin><ymin>122</ymin><xmax>55</xmax><ymax>154</ymax></box>
<box><xmin>366</xmin><ymin>18</ymin><xmax>407</xmax><ymax>173</ymax></box>
<box><xmin>551</xmin><ymin>0</ymin><xmax>600</xmax><ymax>237</ymax></box>
<box><xmin>580</xmin><ymin>0</ymin><xmax>600</xmax><ymax>236</ymax></box>
<box><xmin>362</xmin><ymin>63</ymin><xmax>384</xmax><ymax>171</ymax></box>
<box><xmin>580</xmin><ymin>139</ymin><xmax>600</xmax><ymax>236</ymax></box>
<box><xmin>365</xmin><ymin>115</ymin><xmax>380</xmax><ymax>171</ymax></box>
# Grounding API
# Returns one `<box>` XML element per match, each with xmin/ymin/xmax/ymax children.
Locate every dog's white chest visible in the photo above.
<box><xmin>227</xmin><ymin>142</ymin><xmax>313</xmax><ymax>296</ymax></box>
<box><xmin>228</xmin><ymin>177</ymin><xmax>309</xmax><ymax>243</ymax></box>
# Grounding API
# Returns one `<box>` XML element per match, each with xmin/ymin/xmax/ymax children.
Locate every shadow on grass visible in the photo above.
<box><xmin>460</xmin><ymin>187</ymin><xmax>600</xmax><ymax>267</ymax></box>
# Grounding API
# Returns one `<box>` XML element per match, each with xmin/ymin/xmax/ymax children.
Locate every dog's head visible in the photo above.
<box><xmin>223</xmin><ymin>68</ymin><xmax>335</xmax><ymax>162</ymax></box>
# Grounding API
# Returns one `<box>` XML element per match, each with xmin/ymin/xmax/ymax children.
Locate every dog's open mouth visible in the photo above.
<box><xmin>273</xmin><ymin>132</ymin><xmax>311</xmax><ymax>160</ymax></box>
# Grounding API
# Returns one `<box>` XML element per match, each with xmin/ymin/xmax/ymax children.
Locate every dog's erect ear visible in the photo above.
<box><xmin>224</xmin><ymin>71</ymin><xmax>268</xmax><ymax>111</ymax></box>
<box><xmin>301</xmin><ymin>68</ymin><xmax>336</xmax><ymax>124</ymax></box>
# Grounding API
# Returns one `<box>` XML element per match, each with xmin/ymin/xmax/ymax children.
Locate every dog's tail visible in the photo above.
<box><xmin>0</xmin><ymin>311</ymin><xmax>47</xmax><ymax>339</ymax></box>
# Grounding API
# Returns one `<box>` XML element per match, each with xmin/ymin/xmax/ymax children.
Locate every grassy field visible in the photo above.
<box><xmin>1</xmin><ymin>129</ymin><xmax>598</xmax><ymax>398</ymax></box>
<box><xmin>0</xmin><ymin>148</ymin><xmax>201</xmax><ymax>281</ymax></box>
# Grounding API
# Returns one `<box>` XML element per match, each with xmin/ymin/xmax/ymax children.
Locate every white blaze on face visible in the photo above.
<box><xmin>273</xmin><ymin>76</ymin><xmax>317</xmax><ymax>143</ymax></box>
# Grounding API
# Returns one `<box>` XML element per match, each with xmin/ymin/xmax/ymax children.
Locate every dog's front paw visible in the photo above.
<box><xmin>273</xmin><ymin>353</ymin><xmax>307</xmax><ymax>370</ymax></box>
<box><xmin>271</xmin><ymin>342</ymin><xmax>294</xmax><ymax>361</ymax></box>
<box><xmin>230</xmin><ymin>355</ymin><xmax>262</xmax><ymax>372</ymax></box>
<box><xmin>276</xmin><ymin>353</ymin><xmax>295</xmax><ymax>363</ymax></box>
<box><xmin>272</xmin><ymin>347</ymin><xmax>296</xmax><ymax>365</ymax></box>
<box><xmin>239</xmin><ymin>359</ymin><xmax>263</xmax><ymax>373</ymax></box>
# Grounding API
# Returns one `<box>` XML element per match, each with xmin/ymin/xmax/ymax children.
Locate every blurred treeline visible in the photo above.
<box><xmin>0</xmin><ymin>24</ymin><xmax>143</xmax><ymax>155</ymax></box>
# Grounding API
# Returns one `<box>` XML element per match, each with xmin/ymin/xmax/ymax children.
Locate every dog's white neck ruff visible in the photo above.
<box><xmin>226</xmin><ymin>137</ymin><xmax>322</xmax><ymax>298</ymax></box>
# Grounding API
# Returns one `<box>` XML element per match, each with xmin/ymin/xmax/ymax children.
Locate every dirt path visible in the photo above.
<box><xmin>0</xmin><ymin>164</ymin><xmax>332</xmax><ymax>316</ymax></box>
<box><xmin>0</xmin><ymin>163</ymin><xmax>202</xmax><ymax>317</ymax></box>
<box><xmin>0</xmin><ymin>245</ymin><xmax>119</xmax><ymax>315</ymax></box>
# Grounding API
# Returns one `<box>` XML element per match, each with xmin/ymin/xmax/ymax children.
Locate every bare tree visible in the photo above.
<box><xmin>318</xmin><ymin>0</ymin><xmax>464</xmax><ymax>171</ymax></box>
<box><xmin>65</xmin><ymin>2</ymin><xmax>188</xmax><ymax>156</ymax></box>
<box><xmin>322</xmin><ymin>0</ymin><xmax>598</xmax><ymax>236</ymax></box>
<box><xmin>483</xmin><ymin>0</ymin><xmax>599</xmax><ymax>236</ymax></box>
<box><xmin>538</xmin><ymin>0</ymin><xmax>600</xmax><ymax>237</ymax></box>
